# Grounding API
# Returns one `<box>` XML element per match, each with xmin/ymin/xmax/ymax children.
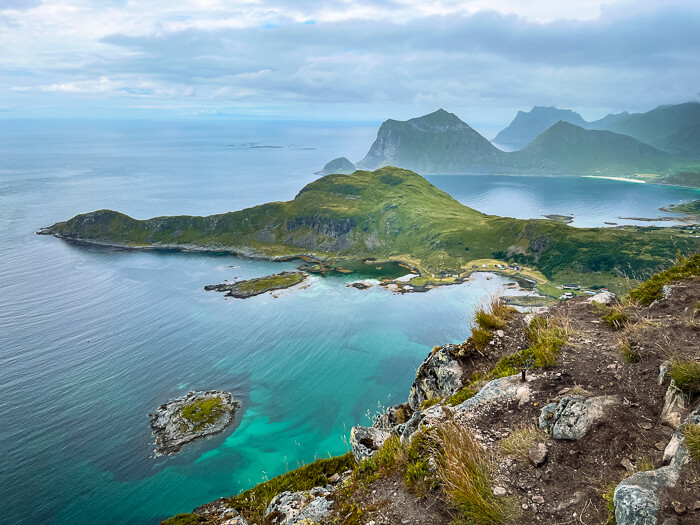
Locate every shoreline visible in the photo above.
<box><xmin>581</xmin><ymin>175</ymin><xmax>646</xmax><ymax>184</ymax></box>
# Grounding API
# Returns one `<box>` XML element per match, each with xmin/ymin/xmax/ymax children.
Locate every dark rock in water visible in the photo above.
<box><xmin>315</xmin><ymin>156</ymin><xmax>356</xmax><ymax>175</ymax></box>
<box><xmin>150</xmin><ymin>390</ymin><xmax>240</xmax><ymax>456</ymax></box>
<box><xmin>348</xmin><ymin>282</ymin><xmax>370</xmax><ymax>290</ymax></box>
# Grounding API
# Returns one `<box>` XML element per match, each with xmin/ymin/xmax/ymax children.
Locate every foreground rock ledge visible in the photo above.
<box><xmin>150</xmin><ymin>390</ymin><xmax>240</xmax><ymax>457</ymax></box>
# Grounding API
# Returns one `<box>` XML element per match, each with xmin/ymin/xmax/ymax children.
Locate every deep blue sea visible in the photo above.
<box><xmin>1</xmin><ymin>119</ymin><xmax>698</xmax><ymax>524</ymax></box>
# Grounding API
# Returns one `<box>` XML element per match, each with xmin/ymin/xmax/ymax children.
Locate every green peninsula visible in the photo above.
<box><xmin>42</xmin><ymin>167</ymin><xmax>698</xmax><ymax>290</ymax></box>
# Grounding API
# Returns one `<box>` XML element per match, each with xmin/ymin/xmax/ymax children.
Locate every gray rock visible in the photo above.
<box><xmin>539</xmin><ymin>395</ymin><xmax>621</xmax><ymax>440</ymax></box>
<box><xmin>659</xmin><ymin>381</ymin><xmax>687</xmax><ymax>429</ymax></box>
<box><xmin>532</xmin><ymin>495</ymin><xmax>545</xmax><ymax>504</ymax></box>
<box><xmin>408</xmin><ymin>344</ymin><xmax>463</xmax><ymax>411</ymax></box>
<box><xmin>454</xmin><ymin>373</ymin><xmax>533</xmax><ymax>417</ymax></box>
<box><xmin>658</xmin><ymin>361</ymin><xmax>671</xmax><ymax>386</ymax></box>
<box><xmin>265</xmin><ymin>487</ymin><xmax>334</xmax><ymax>525</ymax></box>
<box><xmin>493</xmin><ymin>486</ymin><xmax>507</xmax><ymax>496</ymax></box>
<box><xmin>661</xmin><ymin>285</ymin><xmax>673</xmax><ymax>299</ymax></box>
<box><xmin>614</xmin><ymin>407</ymin><xmax>700</xmax><ymax>525</ymax></box>
<box><xmin>350</xmin><ymin>426</ymin><xmax>392</xmax><ymax>463</ymax></box>
<box><xmin>529</xmin><ymin>442</ymin><xmax>548</xmax><ymax>467</ymax></box>
<box><xmin>587</xmin><ymin>291</ymin><xmax>617</xmax><ymax>306</ymax></box>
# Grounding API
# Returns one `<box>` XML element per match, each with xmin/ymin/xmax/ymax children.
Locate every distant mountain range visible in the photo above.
<box><xmin>493</xmin><ymin>102</ymin><xmax>700</xmax><ymax>158</ymax></box>
<box><xmin>327</xmin><ymin>103</ymin><xmax>700</xmax><ymax>186</ymax></box>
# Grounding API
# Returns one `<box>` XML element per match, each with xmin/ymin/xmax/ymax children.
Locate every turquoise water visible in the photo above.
<box><xmin>1</xmin><ymin>120</ymin><xmax>698</xmax><ymax>524</ymax></box>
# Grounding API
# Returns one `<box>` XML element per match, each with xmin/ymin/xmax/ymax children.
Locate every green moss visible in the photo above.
<box><xmin>420</xmin><ymin>398</ymin><xmax>441</xmax><ymax>410</ymax></box>
<box><xmin>178</xmin><ymin>397</ymin><xmax>226</xmax><ymax>431</ymax></box>
<box><xmin>629</xmin><ymin>253</ymin><xmax>700</xmax><ymax>306</ymax></box>
<box><xmin>669</xmin><ymin>361</ymin><xmax>700</xmax><ymax>395</ymax></box>
<box><xmin>236</xmin><ymin>272</ymin><xmax>304</xmax><ymax>294</ymax></box>
<box><xmin>602</xmin><ymin>483</ymin><xmax>617</xmax><ymax>524</ymax></box>
<box><xmin>228</xmin><ymin>453</ymin><xmax>355</xmax><ymax>521</ymax></box>
<box><xmin>682</xmin><ymin>423</ymin><xmax>700</xmax><ymax>461</ymax></box>
<box><xmin>160</xmin><ymin>513</ymin><xmax>201</xmax><ymax>525</ymax></box>
<box><xmin>445</xmin><ymin>388</ymin><xmax>477</xmax><ymax>407</ymax></box>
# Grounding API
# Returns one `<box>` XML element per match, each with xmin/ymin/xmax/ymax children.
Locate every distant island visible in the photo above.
<box><xmin>40</xmin><ymin>167</ymin><xmax>699</xmax><ymax>293</ymax></box>
<box><xmin>322</xmin><ymin>103</ymin><xmax>700</xmax><ymax>187</ymax></box>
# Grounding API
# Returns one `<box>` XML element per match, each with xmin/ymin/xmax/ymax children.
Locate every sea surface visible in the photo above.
<box><xmin>1</xmin><ymin>119</ymin><xmax>698</xmax><ymax>525</ymax></box>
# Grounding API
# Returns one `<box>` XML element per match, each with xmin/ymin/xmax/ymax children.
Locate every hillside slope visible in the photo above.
<box><xmin>43</xmin><ymin>168</ymin><xmax>698</xmax><ymax>285</ymax></box>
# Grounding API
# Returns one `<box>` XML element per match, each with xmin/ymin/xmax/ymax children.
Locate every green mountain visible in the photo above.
<box><xmin>356</xmin><ymin>109</ymin><xmax>507</xmax><ymax>173</ymax></box>
<box><xmin>511</xmin><ymin>121</ymin><xmax>673</xmax><ymax>175</ymax></box>
<box><xmin>493</xmin><ymin>106</ymin><xmax>587</xmax><ymax>149</ymax></box>
<box><xmin>600</xmin><ymin>102</ymin><xmax>700</xmax><ymax>158</ymax></box>
<box><xmin>316</xmin><ymin>157</ymin><xmax>356</xmax><ymax>175</ymax></box>
<box><xmin>44</xmin><ymin>167</ymin><xmax>697</xmax><ymax>284</ymax></box>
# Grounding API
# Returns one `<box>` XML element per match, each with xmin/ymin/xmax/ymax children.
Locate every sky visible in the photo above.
<box><xmin>1</xmin><ymin>0</ymin><xmax>700</xmax><ymax>135</ymax></box>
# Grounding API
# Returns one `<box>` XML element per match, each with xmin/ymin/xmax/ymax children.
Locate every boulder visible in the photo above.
<box><xmin>265</xmin><ymin>486</ymin><xmax>334</xmax><ymax>525</ymax></box>
<box><xmin>529</xmin><ymin>442</ymin><xmax>548</xmax><ymax>467</ymax></box>
<box><xmin>587</xmin><ymin>291</ymin><xmax>617</xmax><ymax>306</ymax></box>
<box><xmin>538</xmin><ymin>395</ymin><xmax>621</xmax><ymax>440</ymax></box>
<box><xmin>350</xmin><ymin>426</ymin><xmax>392</xmax><ymax>463</ymax></box>
<box><xmin>407</xmin><ymin>344</ymin><xmax>463</xmax><ymax>411</ymax></box>
<box><xmin>614</xmin><ymin>407</ymin><xmax>700</xmax><ymax>525</ymax></box>
<box><xmin>455</xmin><ymin>373</ymin><xmax>533</xmax><ymax>418</ymax></box>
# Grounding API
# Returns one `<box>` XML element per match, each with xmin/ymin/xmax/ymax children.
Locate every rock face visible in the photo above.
<box><xmin>614</xmin><ymin>407</ymin><xmax>700</xmax><ymax>525</ymax></box>
<box><xmin>150</xmin><ymin>390</ymin><xmax>240</xmax><ymax>456</ymax></box>
<box><xmin>265</xmin><ymin>486</ymin><xmax>334</xmax><ymax>524</ymax></box>
<box><xmin>587</xmin><ymin>291</ymin><xmax>618</xmax><ymax>306</ymax></box>
<box><xmin>659</xmin><ymin>381</ymin><xmax>687</xmax><ymax>429</ymax></box>
<box><xmin>357</xmin><ymin>109</ymin><xmax>506</xmax><ymax>173</ymax></box>
<box><xmin>539</xmin><ymin>395</ymin><xmax>621</xmax><ymax>440</ymax></box>
<box><xmin>408</xmin><ymin>344</ymin><xmax>463</xmax><ymax>411</ymax></box>
<box><xmin>349</xmin><ymin>426</ymin><xmax>392</xmax><ymax>463</ymax></box>
<box><xmin>315</xmin><ymin>157</ymin><xmax>356</xmax><ymax>176</ymax></box>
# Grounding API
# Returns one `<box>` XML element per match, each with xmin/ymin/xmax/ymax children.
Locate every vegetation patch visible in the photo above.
<box><xmin>499</xmin><ymin>422</ymin><xmax>545</xmax><ymax>462</ymax></box>
<box><xmin>682</xmin><ymin>423</ymin><xmax>700</xmax><ymax>461</ymax></box>
<box><xmin>669</xmin><ymin>360</ymin><xmax>700</xmax><ymax>395</ymax></box>
<box><xmin>629</xmin><ymin>253</ymin><xmax>700</xmax><ymax>306</ymax></box>
<box><xmin>617</xmin><ymin>337</ymin><xmax>640</xmax><ymax>363</ymax></box>
<box><xmin>161</xmin><ymin>514</ymin><xmax>201</xmax><ymax>525</ymax></box>
<box><xmin>227</xmin><ymin>453</ymin><xmax>355</xmax><ymax>522</ymax></box>
<box><xmin>445</xmin><ymin>387</ymin><xmax>477</xmax><ymax>407</ymax></box>
<box><xmin>178</xmin><ymin>397</ymin><xmax>226</xmax><ymax>431</ymax></box>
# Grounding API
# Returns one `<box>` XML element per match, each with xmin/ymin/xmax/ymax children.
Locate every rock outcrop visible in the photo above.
<box><xmin>265</xmin><ymin>486</ymin><xmax>334</xmax><ymax>524</ymax></box>
<box><xmin>150</xmin><ymin>390</ymin><xmax>240</xmax><ymax>456</ymax></box>
<box><xmin>538</xmin><ymin>395</ymin><xmax>621</xmax><ymax>440</ymax></box>
<box><xmin>407</xmin><ymin>344</ymin><xmax>463</xmax><ymax>410</ymax></box>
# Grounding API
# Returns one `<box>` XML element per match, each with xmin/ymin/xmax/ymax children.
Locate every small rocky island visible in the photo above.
<box><xmin>204</xmin><ymin>271</ymin><xmax>306</xmax><ymax>299</ymax></box>
<box><xmin>150</xmin><ymin>390</ymin><xmax>240</xmax><ymax>456</ymax></box>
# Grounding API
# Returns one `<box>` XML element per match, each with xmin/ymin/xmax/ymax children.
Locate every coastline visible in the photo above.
<box><xmin>581</xmin><ymin>175</ymin><xmax>646</xmax><ymax>184</ymax></box>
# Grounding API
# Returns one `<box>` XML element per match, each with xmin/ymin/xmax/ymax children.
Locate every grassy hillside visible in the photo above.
<box><xmin>47</xmin><ymin>167</ymin><xmax>698</xmax><ymax>284</ymax></box>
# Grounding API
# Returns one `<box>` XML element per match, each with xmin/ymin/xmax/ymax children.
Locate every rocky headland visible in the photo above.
<box><xmin>150</xmin><ymin>390</ymin><xmax>241</xmax><ymax>457</ymax></box>
<box><xmin>162</xmin><ymin>255</ymin><xmax>700</xmax><ymax>525</ymax></box>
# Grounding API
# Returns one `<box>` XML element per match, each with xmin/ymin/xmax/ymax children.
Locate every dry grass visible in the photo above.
<box><xmin>568</xmin><ymin>384</ymin><xmax>593</xmax><ymax>397</ymax></box>
<box><xmin>617</xmin><ymin>336</ymin><xmax>640</xmax><ymax>363</ymax></box>
<box><xmin>669</xmin><ymin>360</ymin><xmax>700</xmax><ymax>395</ymax></box>
<box><xmin>468</xmin><ymin>293</ymin><xmax>516</xmax><ymax>351</ymax></box>
<box><xmin>498</xmin><ymin>422</ymin><xmax>545</xmax><ymax>462</ymax></box>
<box><xmin>436</xmin><ymin>422</ymin><xmax>516</xmax><ymax>525</ymax></box>
<box><xmin>682</xmin><ymin>423</ymin><xmax>700</xmax><ymax>461</ymax></box>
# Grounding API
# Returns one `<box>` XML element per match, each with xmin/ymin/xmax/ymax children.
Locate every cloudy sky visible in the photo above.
<box><xmin>1</xmin><ymin>0</ymin><xmax>699</xmax><ymax>133</ymax></box>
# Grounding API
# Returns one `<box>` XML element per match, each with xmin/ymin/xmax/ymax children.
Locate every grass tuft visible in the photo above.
<box><xmin>669</xmin><ymin>360</ymin><xmax>700</xmax><ymax>395</ymax></box>
<box><xmin>617</xmin><ymin>337</ymin><xmax>640</xmax><ymax>363</ymax></box>
<box><xmin>601</xmin><ymin>304</ymin><xmax>629</xmax><ymax>330</ymax></box>
<box><xmin>682</xmin><ymin>423</ymin><xmax>700</xmax><ymax>461</ymax></box>
<box><xmin>437</xmin><ymin>422</ymin><xmax>516</xmax><ymax>525</ymax></box>
<box><xmin>629</xmin><ymin>253</ymin><xmax>700</xmax><ymax>306</ymax></box>
<box><xmin>445</xmin><ymin>387</ymin><xmax>478</xmax><ymax>407</ymax></box>
<box><xmin>499</xmin><ymin>423</ymin><xmax>545</xmax><ymax>462</ymax></box>
<box><xmin>161</xmin><ymin>514</ymin><xmax>201</xmax><ymax>525</ymax></box>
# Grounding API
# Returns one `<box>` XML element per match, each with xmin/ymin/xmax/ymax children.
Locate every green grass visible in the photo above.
<box><xmin>469</xmin><ymin>327</ymin><xmax>493</xmax><ymax>351</ymax></box>
<box><xmin>499</xmin><ymin>423</ymin><xmax>545</xmax><ymax>462</ymax></box>
<box><xmin>50</xmin><ymin>167</ymin><xmax>699</xmax><ymax>288</ymax></box>
<box><xmin>669</xmin><ymin>360</ymin><xmax>700</xmax><ymax>395</ymax></box>
<box><xmin>618</xmin><ymin>338</ymin><xmax>640</xmax><ymax>363</ymax></box>
<box><xmin>161</xmin><ymin>514</ymin><xmax>201</xmax><ymax>525</ymax></box>
<box><xmin>629</xmin><ymin>253</ymin><xmax>700</xmax><ymax>306</ymax></box>
<box><xmin>236</xmin><ymin>272</ymin><xmax>304</xmax><ymax>294</ymax></box>
<box><xmin>445</xmin><ymin>388</ymin><xmax>477</xmax><ymax>407</ymax></box>
<box><xmin>682</xmin><ymin>423</ymin><xmax>700</xmax><ymax>461</ymax></box>
<box><xmin>227</xmin><ymin>453</ymin><xmax>355</xmax><ymax>522</ymax></box>
<box><xmin>178</xmin><ymin>397</ymin><xmax>226</xmax><ymax>431</ymax></box>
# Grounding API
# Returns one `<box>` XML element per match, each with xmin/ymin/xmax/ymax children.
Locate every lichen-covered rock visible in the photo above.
<box><xmin>614</xmin><ymin>407</ymin><xmax>700</xmax><ymax>525</ymax></box>
<box><xmin>193</xmin><ymin>498</ymin><xmax>248</xmax><ymax>524</ymax></box>
<box><xmin>407</xmin><ymin>344</ymin><xmax>463</xmax><ymax>411</ymax></box>
<box><xmin>265</xmin><ymin>486</ymin><xmax>334</xmax><ymax>525</ymax></box>
<box><xmin>538</xmin><ymin>395</ymin><xmax>621</xmax><ymax>440</ymax></box>
<box><xmin>372</xmin><ymin>403</ymin><xmax>413</xmax><ymax>430</ymax></box>
<box><xmin>350</xmin><ymin>426</ymin><xmax>392</xmax><ymax>463</ymax></box>
<box><xmin>454</xmin><ymin>373</ymin><xmax>533</xmax><ymax>418</ymax></box>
